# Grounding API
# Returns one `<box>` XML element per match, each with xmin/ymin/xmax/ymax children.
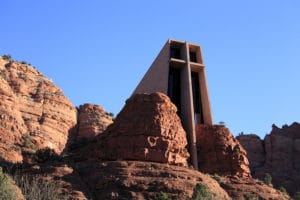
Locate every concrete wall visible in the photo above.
<box><xmin>183</xmin><ymin>42</ymin><xmax>198</xmax><ymax>169</ymax></box>
<box><xmin>133</xmin><ymin>41</ymin><xmax>170</xmax><ymax>94</ymax></box>
<box><xmin>199</xmin><ymin>68</ymin><xmax>213</xmax><ymax>125</ymax></box>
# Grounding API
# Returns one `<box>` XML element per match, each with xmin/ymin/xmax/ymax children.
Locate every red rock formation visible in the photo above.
<box><xmin>235</xmin><ymin>134</ymin><xmax>265</xmax><ymax>170</ymax></box>
<box><xmin>0</xmin><ymin>58</ymin><xmax>77</xmax><ymax>163</ymax></box>
<box><xmin>75</xmin><ymin>104</ymin><xmax>113</xmax><ymax>141</ymax></box>
<box><xmin>77</xmin><ymin>160</ymin><xmax>231</xmax><ymax>200</ymax></box>
<box><xmin>196</xmin><ymin>124</ymin><xmax>251</xmax><ymax>177</ymax></box>
<box><xmin>220</xmin><ymin>176</ymin><xmax>289</xmax><ymax>200</ymax></box>
<box><xmin>0</xmin><ymin>57</ymin><xmax>292</xmax><ymax>199</ymax></box>
<box><xmin>75</xmin><ymin>93</ymin><xmax>190</xmax><ymax>166</ymax></box>
<box><xmin>237</xmin><ymin>122</ymin><xmax>300</xmax><ymax>196</ymax></box>
<box><xmin>17</xmin><ymin>163</ymin><xmax>92</xmax><ymax>200</ymax></box>
<box><xmin>236</xmin><ymin>134</ymin><xmax>266</xmax><ymax>178</ymax></box>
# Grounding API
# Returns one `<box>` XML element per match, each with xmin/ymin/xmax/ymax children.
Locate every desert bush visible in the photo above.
<box><xmin>218</xmin><ymin>121</ymin><xmax>225</xmax><ymax>126</ymax></box>
<box><xmin>157</xmin><ymin>191</ymin><xmax>170</xmax><ymax>200</ymax></box>
<box><xmin>22</xmin><ymin>133</ymin><xmax>36</xmax><ymax>150</ymax></box>
<box><xmin>233</xmin><ymin>145</ymin><xmax>240</xmax><ymax>153</ymax></box>
<box><xmin>191</xmin><ymin>183</ymin><xmax>212</xmax><ymax>200</ymax></box>
<box><xmin>264</xmin><ymin>173</ymin><xmax>272</xmax><ymax>185</ymax></box>
<box><xmin>34</xmin><ymin>148</ymin><xmax>60</xmax><ymax>163</ymax></box>
<box><xmin>1</xmin><ymin>55</ymin><xmax>12</xmax><ymax>61</ymax></box>
<box><xmin>294</xmin><ymin>192</ymin><xmax>300</xmax><ymax>200</ymax></box>
<box><xmin>0</xmin><ymin>167</ymin><xmax>16</xmax><ymax>200</ymax></box>
<box><xmin>278</xmin><ymin>186</ymin><xmax>287</xmax><ymax>194</ymax></box>
<box><xmin>106</xmin><ymin>112</ymin><xmax>114</xmax><ymax>117</ymax></box>
<box><xmin>243</xmin><ymin>192</ymin><xmax>259</xmax><ymax>200</ymax></box>
<box><xmin>212</xmin><ymin>173</ymin><xmax>225</xmax><ymax>184</ymax></box>
<box><xmin>13</xmin><ymin>173</ymin><xmax>66</xmax><ymax>200</ymax></box>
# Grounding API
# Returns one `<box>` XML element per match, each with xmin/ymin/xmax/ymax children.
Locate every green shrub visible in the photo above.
<box><xmin>212</xmin><ymin>173</ymin><xmax>225</xmax><ymax>184</ymax></box>
<box><xmin>157</xmin><ymin>192</ymin><xmax>170</xmax><ymax>200</ymax></box>
<box><xmin>264</xmin><ymin>173</ymin><xmax>272</xmax><ymax>185</ymax></box>
<box><xmin>233</xmin><ymin>145</ymin><xmax>240</xmax><ymax>153</ymax></box>
<box><xmin>13</xmin><ymin>173</ymin><xmax>66</xmax><ymax>200</ymax></box>
<box><xmin>106</xmin><ymin>112</ymin><xmax>114</xmax><ymax>117</ymax></box>
<box><xmin>294</xmin><ymin>192</ymin><xmax>300</xmax><ymax>200</ymax></box>
<box><xmin>22</xmin><ymin>133</ymin><xmax>36</xmax><ymax>150</ymax></box>
<box><xmin>218</xmin><ymin>121</ymin><xmax>225</xmax><ymax>126</ymax></box>
<box><xmin>243</xmin><ymin>192</ymin><xmax>259</xmax><ymax>200</ymax></box>
<box><xmin>1</xmin><ymin>55</ymin><xmax>12</xmax><ymax>61</ymax></box>
<box><xmin>0</xmin><ymin>167</ymin><xmax>16</xmax><ymax>200</ymax></box>
<box><xmin>278</xmin><ymin>186</ymin><xmax>287</xmax><ymax>194</ymax></box>
<box><xmin>191</xmin><ymin>183</ymin><xmax>212</xmax><ymax>200</ymax></box>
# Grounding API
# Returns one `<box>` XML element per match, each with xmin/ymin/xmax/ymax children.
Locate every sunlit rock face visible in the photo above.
<box><xmin>196</xmin><ymin>124</ymin><xmax>251</xmax><ymax>177</ymax></box>
<box><xmin>0</xmin><ymin>58</ymin><xmax>77</xmax><ymax>162</ymax></box>
<box><xmin>75</xmin><ymin>103</ymin><xmax>113</xmax><ymax>141</ymax></box>
<box><xmin>74</xmin><ymin>92</ymin><xmax>190</xmax><ymax>166</ymax></box>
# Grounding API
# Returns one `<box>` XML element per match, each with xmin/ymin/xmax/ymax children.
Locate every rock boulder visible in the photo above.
<box><xmin>75</xmin><ymin>92</ymin><xmax>189</xmax><ymax>166</ymax></box>
<box><xmin>196</xmin><ymin>124</ymin><xmax>251</xmax><ymax>177</ymax></box>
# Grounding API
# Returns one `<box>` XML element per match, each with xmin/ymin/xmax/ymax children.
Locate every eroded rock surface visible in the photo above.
<box><xmin>0</xmin><ymin>58</ymin><xmax>77</xmax><ymax>163</ymax></box>
<box><xmin>75</xmin><ymin>103</ymin><xmax>113</xmax><ymax>141</ymax></box>
<box><xmin>0</xmin><ymin>57</ymin><xmax>293</xmax><ymax>199</ymax></box>
<box><xmin>77</xmin><ymin>160</ymin><xmax>230</xmax><ymax>200</ymax></box>
<box><xmin>237</xmin><ymin>122</ymin><xmax>300</xmax><ymax>196</ymax></box>
<box><xmin>75</xmin><ymin>93</ymin><xmax>190</xmax><ymax>166</ymax></box>
<box><xmin>220</xmin><ymin>176</ymin><xmax>289</xmax><ymax>200</ymax></box>
<box><xmin>196</xmin><ymin>124</ymin><xmax>251</xmax><ymax>177</ymax></box>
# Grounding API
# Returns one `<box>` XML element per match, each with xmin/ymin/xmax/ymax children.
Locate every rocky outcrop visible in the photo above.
<box><xmin>235</xmin><ymin>134</ymin><xmax>265</xmax><ymax>170</ymax></box>
<box><xmin>0</xmin><ymin>58</ymin><xmax>77</xmax><ymax>163</ymax></box>
<box><xmin>77</xmin><ymin>160</ymin><xmax>231</xmax><ymax>200</ymax></box>
<box><xmin>220</xmin><ymin>176</ymin><xmax>289</xmax><ymax>200</ymax></box>
<box><xmin>75</xmin><ymin>104</ymin><xmax>113</xmax><ymax>141</ymax></box>
<box><xmin>74</xmin><ymin>93</ymin><xmax>190</xmax><ymax>166</ymax></box>
<box><xmin>236</xmin><ymin>134</ymin><xmax>266</xmax><ymax>178</ymax></box>
<box><xmin>196</xmin><ymin>124</ymin><xmax>251</xmax><ymax>177</ymax></box>
<box><xmin>0</xmin><ymin>57</ymin><xmax>292</xmax><ymax>199</ymax></box>
<box><xmin>237</xmin><ymin>122</ymin><xmax>300</xmax><ymax>196</ymax></box>
<box><xmin>17</xmin><ymin>163</ymin><xmax>92</xmax><ymax>200</ymax></box>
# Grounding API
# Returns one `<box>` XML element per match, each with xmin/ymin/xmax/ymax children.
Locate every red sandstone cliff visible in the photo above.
<box><xmin>237</xmin><ymin>122</ymin><xmax>300</xmax><ymax>196</ymax></box>
<box><xmin>196</xmin><ymin>124</ymin><xmax>251</xmax><ymax>177</ymax></box>
<box><xmin>75</xmin><ymin>103</ymin><xmax>113</xmax><ymax>141</ymax></box>
<box><xmin>0</xmin><ymin>57</ymin><xmax>290</xmax><ymax>199</ymax></box>
<box><xmin>74</xmin><ymin>93</ymin><xmax>190</xmax><ymax>166</ymax></box>
<box><xmin>0</xmin><ymin>58</ymin><xmax>77</xmax><ymax>163</ymax></box>
<box><xmin>72</xmin><ymin>92</ymin><xmax>287</xmax><ymax>199</ymax></box>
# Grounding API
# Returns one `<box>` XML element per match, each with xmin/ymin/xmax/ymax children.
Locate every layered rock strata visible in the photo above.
<box><xmin>237</xmin><ymin>122</ymin><xmax>300</xmax><ymax>196</ymax></box>
<box><xmin>0</xmin><ymin>58</ymin><xmax>77</xmax><ymax>162</ymax></box>
<box><xmin>196</xmin><ymin>124</ymin><xmax>251</xmax><ymax>177</ymax></box>
<box><xmin>75</xmin><ymin>93</ymin><xmax>189</xmax><ymax>166</ymax></box>
<box><xmin>75</xmin><ymin>103</ymin><xmax>113</xmax><ymax>141</ymax></box>
<box><xmin>77</xmin><ymin>160</ymin><xmax>231</xmax><ymax>200</ymax></box>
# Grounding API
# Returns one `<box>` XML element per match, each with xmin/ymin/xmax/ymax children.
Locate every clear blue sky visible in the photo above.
<box><xmin>1</xmin><ymin>1</ymin><xmax>299</xmax><ymax>138</ymax></box>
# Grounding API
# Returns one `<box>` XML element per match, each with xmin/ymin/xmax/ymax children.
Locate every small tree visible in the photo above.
<box><xmin>264</xmin><ymin>173</ymin><xmax>272</xmax><ymax>185</ymax></box>
<box><xmin>278</xmin><ymin>186</ymin><xmax>287</xmax><ymax>194</ymax></box>
<box><xmin>191</xmin><ymin>183</ymin><xmax>212</xmax><ymax>200</ymax></box>
<box><xmin>219</xmin><ymin>121</ymin><xmax>225</xmax><ymax>126</ymax></box>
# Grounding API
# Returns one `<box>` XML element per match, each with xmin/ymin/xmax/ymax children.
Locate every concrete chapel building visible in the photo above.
<box><xmin>133</xmin><ymin>39</ymin><xmax>213</xmax><ymax>169</ymax></box>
